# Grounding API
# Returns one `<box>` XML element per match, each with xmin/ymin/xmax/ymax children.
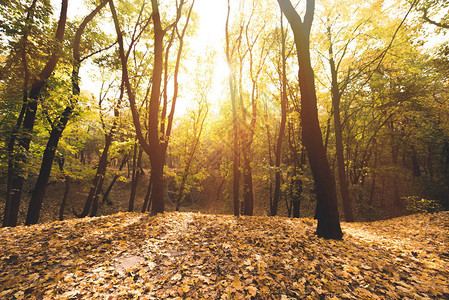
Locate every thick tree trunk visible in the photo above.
<box><xmin>149</xmin><ymin>151</ymin><xmax>165</xmax><ymax>215</ymax></box>
<box><xmin>265</xmin><ymin>105</ymin><xmax>275</xmax><ymax>213</ymax></box>
<box><xmin>231</xmin><ymin>120</ymin><xmax>240</xmax><ymax>216</ymax></box>
<box><xmin>277</xmin><ymin>0</ymin><xmax>342</xmax><ymax>239</ymax></box>
<box><xmin>147</xmin><ymin>0</ymin><xmax>165</xmax><ymax>215</ymax></box>
<box><xmin>3</xmin><ymin>0</ymin><xmax>37</xmax><ymax>227</ymax></box>
<box><xmin>26</xmin><ymin>108</ymin><xmax>71</xmax><ymax>224</ymax></box>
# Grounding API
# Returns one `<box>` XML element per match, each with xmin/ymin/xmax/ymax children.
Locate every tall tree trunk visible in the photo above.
<box><xmin>242</xmin><ymin>149</ymin><xmax>254</xmax><ymax>216</ymax></box>
<box><xmin>111</xmin><ymin>0</ymin><xmax>193</xmax><ymax>215</ymax></box>
<box><xmin>328</xmin><ymin>39</ymin><xmax>354</xmax><ymax>222</ymax></box>
<box><xmin>3</xmin><ymin>0</ymin><xmax>68</xmax><ymax>227</ymax></box>
<box><xmin>265</xmin><ymin>103</ymin><xmax>275</xmax><ymax>213</ymax></box>
<box><xmin>323</xmin><ymin>116</ymin><xmax>331</xmax><ymax>155</ymax></box>
<box><xmin>3</xmin><ymin>0</ymin><xmax>37</xmax><ymax>227</ymax></box>
<box><xmin>225</xmin><ymin>0</ymin><xmax>240</xmax><ymax>217</ymax></box>
<box><xmin>444</xmin><ymin>141</ymin><xmax>449</xmax><ymax>175</ymax></box>
<box><xmin>277</xmin><ymin>0</ymin><xmax>342</xmax><ymax>239</ymax></box>
<box><xmin>271</xmin><ymin>13</ymin><xmax>288</xmax><ymax>216</ymax></box>
<box><xmin>147</xmin><ymin>0</ymin><xmax>165</xmax><ymax>215</ymax></box>
<box><xmin>26</xmin><ymin>107</ymin><xmax>72</xmax><ymax>224</ymax></box>
<box><xmin>149</xmin><ymin>151</ymin><xmax>165</xmax><ymax>214</ymax></box>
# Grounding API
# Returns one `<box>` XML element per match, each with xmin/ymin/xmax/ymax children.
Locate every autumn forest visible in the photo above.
<box><xmin>0</xmin><ymin>0</ymin><xmax>449</xmax><ymax>298</ymax></box>
<box><xmin>1</xmin><ymin>0</ymin><xmax>449</xmax><ymax>231</ymax></box>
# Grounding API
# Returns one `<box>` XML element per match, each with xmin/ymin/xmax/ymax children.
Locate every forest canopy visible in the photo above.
<box><xmin>0</xmin><ymin>0</ymin><xmax>448</xmax><ymax>235</ymax></box>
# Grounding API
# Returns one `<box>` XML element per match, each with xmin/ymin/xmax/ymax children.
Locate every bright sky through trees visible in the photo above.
<box><xmin>175</xmin><ymin>0</ymin><xmax>231</xmax><ymax>115</ymax></box>
<box><xmin>55</xmin><ymin>0</ymin><xmax>448</xmax><ymax>117</ymax></box>
<box><xmin>60</xmin><ymin>0</ymin><xmax>231</xmax><ymax>116</ymax></box>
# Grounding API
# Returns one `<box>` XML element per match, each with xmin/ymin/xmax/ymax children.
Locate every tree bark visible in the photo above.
<box><xmin>242</xmin><ymin>151</ymin><xmax>254</xmax><ymax>215</ymax></box>
<box><xmin>277</xmin><ymin>0</ymin><xmax>342</xmax><ymax>239</ymax></box>
<box><xmin>26</xmin><ymin>107</ymin><xmax>72</xmax><ymax>224</ymax></box>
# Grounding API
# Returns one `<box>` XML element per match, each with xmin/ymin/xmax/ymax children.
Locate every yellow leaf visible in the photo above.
<box><xmin>247</xmin><ymin>286</ymin><xmax>257</xmax><ymax>296</ymax></box>
<box><xmin>171</xmin><ymin>273</ymin><xmax>182</xmax><ymax>281</ymax></box>
<box><xmin>28</xmin><ymin>273</ymin><xmax>39</xmax><ymax>282</ymax></box>
<box><xmin>233</xmin><ymin>277</ymin><xmax>242</xmax><ymax>290</ymax></box>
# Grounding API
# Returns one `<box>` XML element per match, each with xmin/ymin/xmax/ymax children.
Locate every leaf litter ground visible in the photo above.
<box><xmin>0</xmin><ymin>211</ymin><xmax>448</xmax><ymax>299</ymax></box>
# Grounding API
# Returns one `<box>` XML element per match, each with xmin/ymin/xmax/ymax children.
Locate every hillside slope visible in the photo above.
<box><xmin>0</xmin><ymin>211</ymin><xmax>448</xmax><ymax>299</ymax></box>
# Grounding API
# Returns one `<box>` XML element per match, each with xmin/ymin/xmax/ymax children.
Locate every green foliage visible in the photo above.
<box><xmin>404</xmin><ymin>196</ymin><xmax>443</xmax><ymax>213</ymax></box>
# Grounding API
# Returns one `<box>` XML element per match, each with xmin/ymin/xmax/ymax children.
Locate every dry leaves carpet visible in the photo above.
<box><xmin>0</xmin><ymin>211</ymin><xmax>448</xmax><ymax>299</ymax></box>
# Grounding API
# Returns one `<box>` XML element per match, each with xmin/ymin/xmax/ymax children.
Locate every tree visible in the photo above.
<box><xmin>277</xmin><ymin>0</ymin><xmax>343</xmax><ymax>239</ymax></box>
<box><xmin>225</xmin><ymin>0</ymin><xmax>241</xmax><ymax>216</ymax></box>
<box><xmin>25</xmin><ymin>0</ymin><xmax>109</xmax><ymax>225</ymax></box>
<box><xmin>170</xmin><ymin>52</ymin><xmax>212</xmax><ymax>211</ymax></box>
<box><xmin>270</xmin><ymin>12</ymin><xmax>289</xmax><ymax>216</ymax></box>
<box><xmin>113</xmin><ymin>0</ymin><xmax>196</xmax><ymax>215</ymax></box>
<box><xmin>418</xmin><ymin>0</ymin><xmax>449</xmax><ymax>29</ymax></box>
<box><xmin>2</xmin><ymin>0</ymin><xmax>68</xmax><ymax>227</ymax></box>
<box><xmin>173</xmin><ymin>102</ymin><xmax>208</xmax><ymax>211</ymax></box>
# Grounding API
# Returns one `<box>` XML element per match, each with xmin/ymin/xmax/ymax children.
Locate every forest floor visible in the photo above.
<box><xmin>0</xmin><ymin>211</ymin><xmax>448</xmax><ymax>299</ymax></box>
